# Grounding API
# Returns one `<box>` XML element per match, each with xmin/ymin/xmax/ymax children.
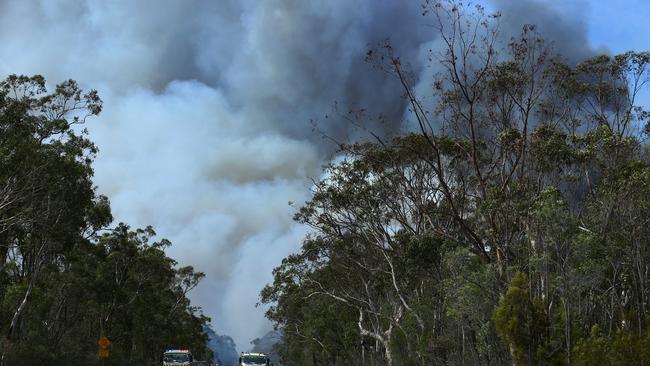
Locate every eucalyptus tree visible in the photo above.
<box><xmin>0</xmin><ymin>75</ymin><xmax>212</xmax><ymax>365</ymax></box>
<box><xmin>262</xmin><ymin>1</ymin><xmax>650</xmax><ymax>365</ymax></box>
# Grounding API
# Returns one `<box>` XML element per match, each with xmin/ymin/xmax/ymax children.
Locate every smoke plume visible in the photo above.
<box><xmin>0</xmin><ymin>0</ymin><xmax>598</xmax><ymax>349</ymax></box>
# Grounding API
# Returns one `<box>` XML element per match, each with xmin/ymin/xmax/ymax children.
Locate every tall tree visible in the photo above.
<box><xmin>262</xmin><ymin>1</ymin><xmax>650</xmax><ymax>365</ymax></box>
<box><xmin>0</xmin><ymin>75</ymin><xmax>211</xmax><ymax>365</ymax></box>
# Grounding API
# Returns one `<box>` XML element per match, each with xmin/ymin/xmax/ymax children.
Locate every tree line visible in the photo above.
<box><xmin>0</xmin><ymin>75</ymin><xmax>211</xmax><ymax>365</ymax></box>
<box><xmin>261</xmin><ymin>2</ymin><xmax>650</xmax><ymax>365</ymax></box>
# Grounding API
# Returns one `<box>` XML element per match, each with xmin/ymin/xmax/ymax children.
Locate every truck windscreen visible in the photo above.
<box><xmin>242</xmin><ymin>355</ymin><xmax>267</xmax><ymax>364</ymax></box>
<box><xmin>164</xmin><ymin>353</ymin><xmax>190</xmax><ymax>362</ymax></box>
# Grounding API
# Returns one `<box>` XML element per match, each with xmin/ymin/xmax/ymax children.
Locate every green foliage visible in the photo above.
<box><xmin>573</xmin><ymin>324</ymin><xmax>650</xmax><ymax>365</ymax></box>
<box><xmin>573</xmin><ymin>325</ymin><xmax>610</xmax><ymax>366</ymax></box>
<box><xmin>260</xmin><ymin>3</ymin><xmax>650</xmax><ymax>365</ymax></box>
<box><xmin>0</xmin><ymin>75</ymin><xmax>210</xmax><ymax>365</ymax></box>
<box><xmin>493</xmin><ymin>272</ymin><xmax>547</xmax><ymax>365</ymax></box>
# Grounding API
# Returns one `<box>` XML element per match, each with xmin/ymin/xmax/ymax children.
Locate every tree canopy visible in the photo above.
<box><xmin>261</xmin><ymin>2</ymin><xmax>650</xmax><ymax>365</ymax></box>
<box><xmin>0</xmin><ymin>75</ymin><xmax>211</xmax><ymax>365</ymax></box>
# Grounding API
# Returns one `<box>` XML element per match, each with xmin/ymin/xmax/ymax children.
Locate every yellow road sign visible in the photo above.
<box><xmin>99</xmin><ymin>349</ymin><xmax>109</xmax><ymax>358</ymax></box>
<box><xmin>98</xmin><ymin>336</ymin><xmax>111</xmax><ymax>349</ymax></box>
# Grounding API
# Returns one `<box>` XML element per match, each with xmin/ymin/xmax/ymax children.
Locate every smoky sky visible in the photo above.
<box><xmin>0</xmin><ymin>0</ymin><xmax>603</xmax><ymax>349</ymax></box>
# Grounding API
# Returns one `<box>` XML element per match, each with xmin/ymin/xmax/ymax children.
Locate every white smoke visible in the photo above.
<box><xmin>0</xmin><ymin>0</ymin><xmax>603</xmax><ymax>349</ymax></box>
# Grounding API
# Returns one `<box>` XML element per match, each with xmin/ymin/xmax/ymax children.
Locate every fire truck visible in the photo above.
<box><xmin>162</xmin><ymin>349</ymin><xmax>193</xmax><ymax>366</ymax></box>
<box><xmin>239</xmin><ymin>352</ymin><xmax>272</xmax><ymax>366</ymax></box>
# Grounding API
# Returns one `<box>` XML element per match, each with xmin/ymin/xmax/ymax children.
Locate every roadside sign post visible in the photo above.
<box><xmin>98</xmin><ymin>336</ymin><xmax>111</xmax><ymax>364</ymax></box>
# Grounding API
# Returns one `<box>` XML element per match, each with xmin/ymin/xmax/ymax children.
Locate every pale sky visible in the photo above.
<box><xmin>587</xmin><ymin>0</ymin><xmax>650</xmax><ymax>106</ymax></box>
<box><xmin>587</xmin><ymin>0</ymin><xmax>650</xmax><ymax>53</ymax></box>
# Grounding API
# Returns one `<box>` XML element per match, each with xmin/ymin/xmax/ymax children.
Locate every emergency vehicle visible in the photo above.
<box><xmin>239</xmin><ymin>352</ymin><xmax>272</xmax><ymax>365</ymax></box>
<box><xmin>162</xmin><ymin>349</ymin><xmax>193</xmax><ymax>366</ymax></box>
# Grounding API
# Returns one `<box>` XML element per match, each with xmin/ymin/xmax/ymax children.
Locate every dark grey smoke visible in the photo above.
<box><xmin>0</xmin><ymin>0</ymin><xmax>601</xmax><ymax>349</ymax></box>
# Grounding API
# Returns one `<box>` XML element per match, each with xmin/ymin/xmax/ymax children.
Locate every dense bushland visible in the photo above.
<box><xmin>261</xmin><ymin>2</ymin><xmax>650</xmax><ymax>365</ymax></box>
<box><xmin>0</xmin><ymin>75</ymin><xmax>211</xmax><ymax>365</ymax></box>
